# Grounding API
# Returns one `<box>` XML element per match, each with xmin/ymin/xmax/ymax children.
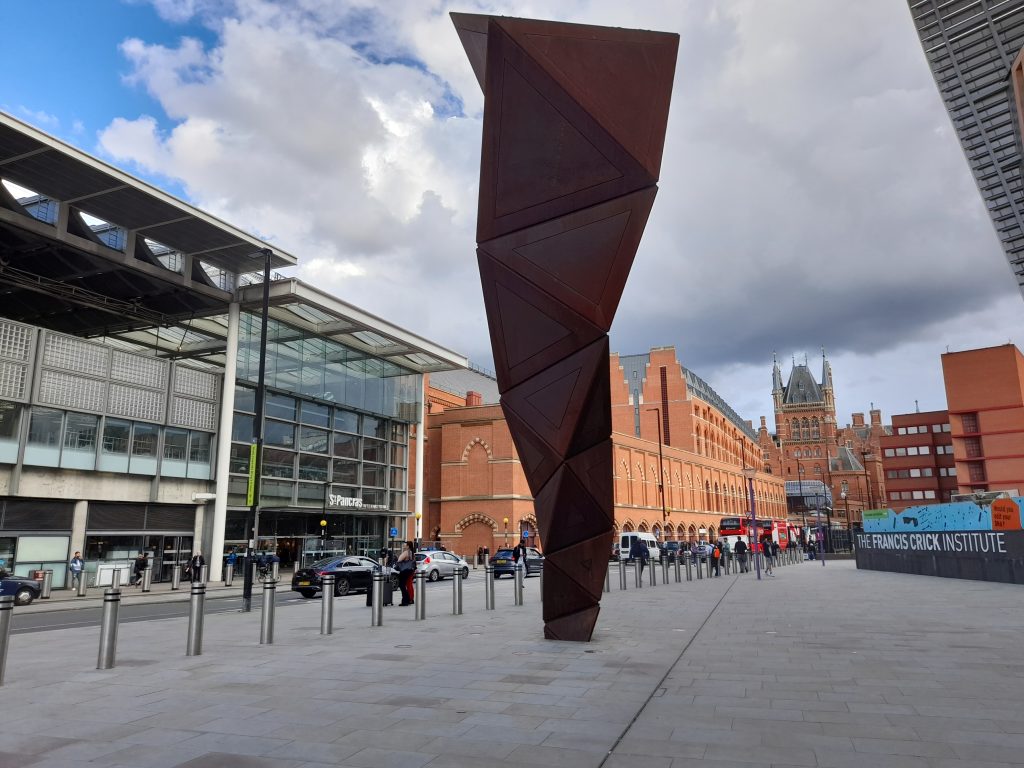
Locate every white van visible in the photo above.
<box><xmin>618</xmin><ymin>532</ymin><xmax>661</xmax><ymax>562</ymax></box>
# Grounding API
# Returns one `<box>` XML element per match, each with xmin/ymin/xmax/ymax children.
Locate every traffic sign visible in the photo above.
<box><xmin>389</xmin><ymin>527</ymin><xmax>398</xmax><ymax>538</ymax></box>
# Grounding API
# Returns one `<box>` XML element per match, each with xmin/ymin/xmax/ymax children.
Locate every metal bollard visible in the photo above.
<box><xmin>371</xmin><ymin>571</ymin><xmax>384</xmax><ymax>627</ymax></box>
<box><xmin>685</xmin><ymin>552</ymin><xmax>693</xmax><ymax>581</ymax></box>
<box><xmin>97</xmin><ymin>587</ymin><xmax>121</xmax><ymax>670</ymax></box>
<box><xmin>674</xmin><ymin>555</ymin><xmax>682</xmax><ymax>583</ymax></box>
<box><xmin>452</xmin><ymin>568</ymin><xmax>463</xmax><ymax>616</ymax></box>
<box><xmin>111</xmin><ymin>569</ymin><xmax>122</xmax><ymax>589</ymax></box>
<box><xmin>604</xmin><ymin>564</ymin><xmax>611</xmax><ymax>593</ymax></box>
<box><xmin>414</xmin><ymin>571</ymin><xmax>426</xmax><ymax>621</ymax></box>
<box><xmin>141</xmin><ymin>566</ymin><xmax>153</xmax><ymax>593</ymax></box>
<box><xmin>199</xmin><ymin>565</ymin><xmax>209</xmax><ymax>585</ymax></box>
<box><xmin>0</xmin><ymin>595</ymin><xmax>13</xmax><ymax>684</ymax></box>
<box><xmin>514</xmin><ymin>567</ymin><xmax>524</xmax><ymax>606</ymax></box>
<box><xmin>40</xmin><ymin>570</ymin><xmax>53</xmax><ymax>599</ymax></box>
<box><xmin>634</xmin><ymin>560</ymin><xmax>642</xmax><ymax>588</ymax></box>
<box><xmin>272</xmin><ymin>562</ymin><xmax>280</xmax><ymax>582</ymax></box>
<box><xmin>321</xmin><ymin>574</ymin><xmax>335</xmax><ymax>635</ymax></box>
<box><xmin>224</xmin><ymin>563</ymin><xmax>234</xmax><ymax>586</ymax></box>
<box><xmin>260</xmin><ymin>579</ymin><xmax>276</xmax><ymax>644</ymax></box>
<box><xmin>485</xmin><ymin>564</ymin><xmax>495</xmax><ymax>610</ymax></box>
<box><xmin>661</xmin><ymin>557</ymin><xmax>669</xmax><ymax>585</ymax></box>
<box><xmin>619</xmin><ymin>560</ymin><xmax>627</xmax><ymax>590</ymax></box>
<box><xmin>77</xmin><ymin>570</ymin><xmax>88</xmax><ymax>597</ymax></box>
<box><xmin>649</xmin><ymin>560</ymin><xmax>657</xmax><ymax>586</ymax></box>
<box><xmin>186</xmin><ymin>582</ymin><xmax>205</xmax><ymax>656</ymax></box>
<box><xmin>170</xmin><ymin>564</ymin><xmax>181</xmax><ymax>591</ymax></box>
<box><xmin>696</xmin><ymin>554</ymin><xmax>703</xmax><ymax>580</ymax></box>
<box><xmin>723</xmin><ymin>554</ymin><xmax>730</xmax><ymax>575</ymax></box>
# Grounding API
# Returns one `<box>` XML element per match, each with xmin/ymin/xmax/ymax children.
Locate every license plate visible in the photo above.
<box><xmin>496</xmin><ymin>559</ymin><xmax>508</xmax><ymax>564</ymax></box>
<box><xmin>297</xmin><ymin>580</ymin><xmax>310</xmax><ymax>586</ymax></box>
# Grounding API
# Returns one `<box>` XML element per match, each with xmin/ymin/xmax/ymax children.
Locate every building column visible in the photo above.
<box><xmin>70</xmin><ymin>500</ymin><xmax>88</xmax><ymax>562</ymax></box>
<box><xmin>209</xmin><ymin>301</ymin><xmax>240</xmax><ymax>581</ymax></box>
<box><xmin>414</xmin><ymin>375</ymin><xmax>426</xmax><ymax>543</ymax></box>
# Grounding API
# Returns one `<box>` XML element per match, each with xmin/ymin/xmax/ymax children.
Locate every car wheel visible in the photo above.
<box><xmin>461</xmin><ymin>566</ymin><xmax>469</xmax><ymax>579</ymax></box>
<box><xmin>334</xmin><ymin>578</ymin><xmax>350</xmax><ymax>597</ymax></box>
<box><xmin>428</xmin><ymin>569</ymin><xmax>440</xmax><ymax>582</ymax></box>
<box><xmin>14</xmin><ymin>588</ymin><xmax>34</xmax><ymax>606</ymax></box>
<box><xmin>298</xmin><ymin>588</ymin><xmax>316</xmax><ymax>599</ymax></box>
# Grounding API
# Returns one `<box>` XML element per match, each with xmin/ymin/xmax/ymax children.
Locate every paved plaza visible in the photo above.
<box><xmin>1</xmin><ymin>559</ymin><xmax>1022</xmax><ymax>768</ymax></box>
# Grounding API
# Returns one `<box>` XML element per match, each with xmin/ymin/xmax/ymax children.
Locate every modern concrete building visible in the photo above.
<box><xmin>907</xmin><ymin>0</ymin><xmax>1024</xmax><ymax>296</ymax></box>
<box><xmin>0</xmin><ymin>111</ymin><xmax>465</xmax><ymax>586</ymax></box>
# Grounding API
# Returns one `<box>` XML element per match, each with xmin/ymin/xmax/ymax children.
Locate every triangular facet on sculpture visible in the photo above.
<box><xmin>450</xmin><ymin>13</ymin><xmax>490</xmax><ymax>91</ymax></box>
<box><xmin>503</xmin><ymin>405</ymin><xmax>562</xmax><ymax>496</ymax></box>
<box><xmin>534</xmin><ymin>464</ymin><xmax>614</xmax><ymax>552</ymax></box>
<box><xmin>543</xmin><ymin>532</ymin><xmax>615</xmax><ymax>601</ymax></box>
<box><xmin>501</xmin><ymin>337</ymin><xmax>609</xmax><ymax>456</ymax></box>
<box><xmin>539</xmin><ymin>563</ymin><xmax>599</xmax><ymax>623</ymax></box>
<box><xmin>566</xmin><ymin>439</ymin><xmax>614</xmax><ymax>511</ymax></box>
<box><xmin>478</xmin><ymin>250</ymin><xmax>604</xmax><ymax>392</ymax></box>
<box><xmin>498</xmin><ymin>17</ymin><xmax>679</xmax><ymax>180</ymax></box>
<box><xmin>476</xmin><ymin>21</ymin><xmax>656</xmax><ymax>241</ymax></box>
<box><xmin>479</xmin><ymin>187</ymin><xmax>656</xmax><ymax>331</ymax></box>
<box><xmin>543</xmin><ymin>604</ymin><xmax>600</xmax><ymax>641</ymax></box>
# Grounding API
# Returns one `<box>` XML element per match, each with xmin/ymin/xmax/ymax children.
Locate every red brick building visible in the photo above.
<box><xmin>416</xmin><ymin>347</ymin><xmax>786</xmax><ymax>557</ymax></box>
<box><xmin>879</xmin><ymin>410</ymin><xmax>956</xmax><ymax>511</ymax></box>
<box><xmin>942</xmin><ymin>344</ymin><xmax>1024</xmax><ymax>495</ymax></box>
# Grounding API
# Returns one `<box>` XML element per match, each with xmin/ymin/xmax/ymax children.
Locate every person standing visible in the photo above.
<box><xmin>710</xmin><ymin>541</ymin><xmax>721</xmax><ymax>577</ymax></box>
<box><xmin>130</xmin><ymin>552</ymin><xmax>148</xmax><ymax>587</ymax></box>
<box><xmin>69</xmin><ymin>551</ymin><xmax>84</xmax><ymax>589</ymax></box>
<box><xmin>512</xmin><ymin>539</ymin><xmax>528</xmax><ymax>577</ymax></box>
<box><xmin>396</xmin><ymin>541</ymin><xmax>415</xmax><ymax>606</ymax></box>
<box><xmin>629</xmin><ymin>537</ymin><xmax>647</xmax><ymax>577</ymax></box>
<box><xmin>761</xmin><ymin>535</ymin><xmax>774</xmax><ymax>576</ymax></box>
<box><xmin>734</xmin><ymin>537</ymin><xmax>748</xmax><ymax>573</ymax></box>
<box><xmin>188</xmin><ymin>551</ymin><xmax>206</xmax><ymax>583</ymax></box>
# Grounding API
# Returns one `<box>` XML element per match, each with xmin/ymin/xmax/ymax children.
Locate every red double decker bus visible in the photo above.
<box><xmin>719</xmin><ymin>517</ymin><xmax>791</xmax><ymax>549</ymax></box>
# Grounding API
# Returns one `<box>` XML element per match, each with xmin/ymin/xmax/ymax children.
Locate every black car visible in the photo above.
<box><xmin>491</xmin><ymin>547</ymin><xmax>544</xmax><ymax>578</ymax></box>
<box><xmin>0</xmin><ymin>572</ymin><xmax>40</xmax><ymax>606</ymax></box>
<box><xmin>292</xmin><ymin>556</ymin><xmax>397</xmax><ymax>598</ymax></box>
<box><xmin>662</xmin><ymin>541</ymin><xmax>682</xmax><ymax>562</ymax></box>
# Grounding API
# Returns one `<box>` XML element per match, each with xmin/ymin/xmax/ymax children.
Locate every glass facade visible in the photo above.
<box><xmin>236</xmin><ymin>313</ymin><xmax>421</xmax><ymax>420</ymax></box>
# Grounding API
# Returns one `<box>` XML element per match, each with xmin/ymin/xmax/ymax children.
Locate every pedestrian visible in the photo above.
<box><xmin>734</xmin><ymin>537</ymin><xmax>748</xmax><ymax>573</ymax></box>
<box><xmin>512</xmin><ymin>539</ymin><xmax>528</xmax><ymax>577</ymax></box>
<box><xmin>761</xmin><ymin>535</ymin><xmax>774</xmax><ymax>576</ymax></box>
<box><xmin>225</xmin><ymin>547</ymin><xmax>237</xmax><ymax>573</ymax></box>
<box><xmin>710</xmin><ymin>541</ymin><xmax>721</xmax><ymax>576</ymax></box>
<box><xmin>629</xmin><ymin>536</ymin><xmax>647</xmax><ymax>577</ymax></box>
<box><xmin>396</xmin><ymin>540</ymin><xmax>416</xmax><ymax>606</ymax></box>
<box><xmin>188</xmin><ymin>551</ymin><xmax>206</xmax><ymax>583</ymax></box>
<box><xmin>130</xmin><ymin>551</ymin><xmax>147</xmax><ymax>586</ymax></box>
<box><xmin>69</xmin><ymin>551</ymin><xmax>84</xmax><ymax>589</ymax></box>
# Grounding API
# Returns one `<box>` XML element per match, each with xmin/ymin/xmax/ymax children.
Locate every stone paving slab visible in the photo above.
<box><xmin>0</xmin><ymin>560</ymin><xmax>1021</xmax><ymax>767</ymax></box>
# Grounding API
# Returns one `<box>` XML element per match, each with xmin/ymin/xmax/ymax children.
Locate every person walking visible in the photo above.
<box><xmin>512</xmin><ymin>539</ymin><xmax>528</xmax><ymax>578</ymax></box>
<box><xmin>130</xmin><ymin>552</ymin><xmax>148</xmax><ymax>587</ymax></box>
<box><xmin>710</xmin><ymin>541</ymin><xmax>721</xmax><ymax>577</ymax></box>
<box><xmin>396</xmin><ymin>541</ymin><xmax>416</xmax><ymax>606</ymax></box>
<box><xmin>69</xmin><ymin>551</ymin><xmax>84</xmax><ymax>589</ymax></box>
<box><xmin>734</xmin><ymin>537</ymin><xmax>748</xmax><ymax>573</ymax></box>
<box><xmin>761</xmin><ymin>535</ymin><xmax>774</xmax><ymax>576</ymax></box>
<box><xmin>629</xmin><ymin>536</ymin><xmax>648</xmax><ymax>577</ymax></box>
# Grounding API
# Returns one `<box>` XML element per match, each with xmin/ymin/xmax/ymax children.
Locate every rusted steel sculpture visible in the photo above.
<box><xmin>453</xmin><ymin>13</ymin><xmax>678</xmax><ymax>641</ymax></box>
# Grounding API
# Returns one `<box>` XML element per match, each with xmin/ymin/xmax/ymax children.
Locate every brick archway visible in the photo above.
<box><xmin>454</xmin><ymin>513</ymin><xmax>498</xmax><ymax>560</ymax></box>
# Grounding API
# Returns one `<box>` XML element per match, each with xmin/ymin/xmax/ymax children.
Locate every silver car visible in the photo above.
<box><xmin>415</xmin><ymin>551</ymin><xmax>470</xmax><ymax>581</ymax></box>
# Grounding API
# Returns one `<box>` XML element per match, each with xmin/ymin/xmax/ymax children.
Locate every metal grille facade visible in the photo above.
<box><xmin>908</xmin><ymin>0</ymin><xmax>1024</xmax><ymax>294</ymax></box>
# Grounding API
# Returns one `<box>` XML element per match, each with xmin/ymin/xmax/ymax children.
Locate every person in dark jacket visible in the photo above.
<box><xmin>629</xmin><ymin>537</ymin><xmax>649</xmax><ymax>576</ymax></box>
<box><xmin>130</xmin><ymin>552</ymin><xmax>148</xmax><ymax>586</ymax></box>
<box><xmin>187</xmin><ymin>551</ymin><xmax>206</xmax><ymax>583</ymax></box>
<box><xmin>734</xmin><ymin>537</ymin><xmax>748</xmax><ymax>573</ymax></box>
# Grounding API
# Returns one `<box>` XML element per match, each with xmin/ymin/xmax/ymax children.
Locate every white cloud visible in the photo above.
<box><xmin>93</xmin><ymin>0</ymin><xmax>1024</xmax><ymax>428</ymax></box>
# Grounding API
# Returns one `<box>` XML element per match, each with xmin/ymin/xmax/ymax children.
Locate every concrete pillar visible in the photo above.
<box><xmin>70</xmin><ymin>500</ymin><xmax>88</xmax><ymax>563</ymax></box>
<box><xmin>209</xmin><ymin>301</ymin><xmax>240</xmax><ymax>581</ymax></box>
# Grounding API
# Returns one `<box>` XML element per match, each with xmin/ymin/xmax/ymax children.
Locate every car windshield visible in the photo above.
<box><xmin>494</xmin><ymin>549</ymin><xmax>514</xmax><ymax>557</ymax></box>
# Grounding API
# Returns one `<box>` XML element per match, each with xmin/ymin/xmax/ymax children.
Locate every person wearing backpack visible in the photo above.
<box><xmin>710</xmin><ymin>541</ymin><xmax>721</xmax><ymax>577</ymax></box>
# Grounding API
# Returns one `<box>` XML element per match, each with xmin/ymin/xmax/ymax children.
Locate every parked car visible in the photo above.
<box><xmin>292</xmin><ymin>556</ymin><xmax>396</xmax><ymax>598</ymax></box>
<box><xmin>490</xmin><ymin>547</ymin><xmax>544</xmax><ymax>578</ymax></box>
<box><xmin>415</xmin><ymin>551</ymin><xmax>470</xmax><ymax>581</ymax></box>
<box><xmin>662</xmin><ymin>541</ymin><xmax>682</xmax><ymax>562</ymax></box>
<box><xmin>0</xmin><ymin>572</ymin><xmax>40</xmax><ymax>606</ymax></box>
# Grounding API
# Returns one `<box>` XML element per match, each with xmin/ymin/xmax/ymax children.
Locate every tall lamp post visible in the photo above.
<box><xmin>743</xmin><ymin>467</ymin><xmax>761</xmax><ymax>580</ymax></box>
<box><xmin>503</xmin><ymin>517</ymin><xmax>509</xmax><ymax>548</ymax></box>
<box><xmin>860</xmin><ymin>449</ymin><xmax>874</xmax><ymax>514</ymax></box>
<box><xmin>645</xmin><ymin>407</ymin><xmax>669</xmax><ymax>529</ymax></box>
<box><xmin>841</xmin><ymin>480</ymin><xmax>850</xmax><ymax>550</ymax></box>
<box><xmin>796</xmin><ymin>460</ymin><xmax>807</xmax><ymax>547</ymax></box>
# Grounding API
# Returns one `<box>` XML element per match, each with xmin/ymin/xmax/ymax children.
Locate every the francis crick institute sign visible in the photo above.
<box><xmin>855</xmin><ymin>496</ymin><xmax>1024</xmax><ymax>584</ymax></box>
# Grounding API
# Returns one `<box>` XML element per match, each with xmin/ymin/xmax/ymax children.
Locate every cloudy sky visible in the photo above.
<box><xmin>2</xmin><ymin>0</ymin><xmax>1022</xmax><ymax>429</ymax></box>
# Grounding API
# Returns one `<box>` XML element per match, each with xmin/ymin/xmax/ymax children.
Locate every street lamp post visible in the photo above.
<box><xmin>841</xmin><ymin>480</ymin><xmax>850</xmax><ymax>551</ymax></box>
<box><xmin>796</xmin><ymin>460</ymin><xmax>807</xmax><ymax>552</ymax></box>
<box><xmin>743</xmin><ymin>467</ymin><xmax>761</xmax><ymax>581</ymax></box>
<box><xmin>860</xmin><ymin>450</ymin><xmax>874</xmax><ymax>510</ymax></box>
<box><xmin>645</xmin><ymin>407</ymin><xmax>668</xmax><ymax>527</ymax></box>
<box><xmin>503</xmin><ymin>517</ymin><xmax>509</xmax><ymax>548</ymax></box>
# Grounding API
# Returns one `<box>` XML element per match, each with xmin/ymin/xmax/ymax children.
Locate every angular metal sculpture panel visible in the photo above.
<box><xmin>453</xmin><ymin>13</ymin><xmax>678</xmax><ymax>641</ymax></box>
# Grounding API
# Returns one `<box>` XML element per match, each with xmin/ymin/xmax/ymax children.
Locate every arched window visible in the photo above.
<box><xmin>815</xmin><ymin>447</ymin><xmax>821</xmax><ymax>457</ymax></box>
<box><xmin>705</xmin><ymin>480</ymin><xmax>712</xmax><ymax>510</ymax></box>
<box><xmin>791</xmin><ymin>418</ymin><xmax>799</xmax><ymax>439</ymax></box>
<box><xmin>801</xmin><ymin>418</ymin><xmax>810</xmax><ymax>439</ymax></box>
<box><xmin>811</xmin><ymin>418</ymin><xmax>820</xmax><ymax>439</ymax></box>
